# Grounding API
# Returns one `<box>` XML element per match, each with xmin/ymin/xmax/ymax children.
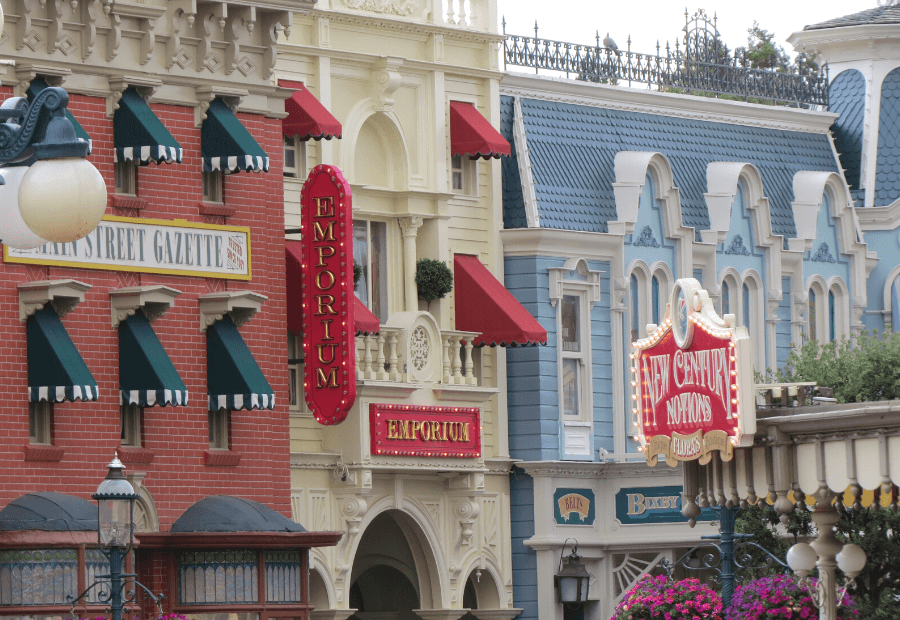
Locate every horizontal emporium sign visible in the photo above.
<box><xmin>4</xmin><ymin>216</ymin><xmax>251</xmax><ymax>280</ymax></box>
<box><xmin>554</xmin><ymin>488</ymin><xmax>595</xmax><ymax>525</ymax></box>
<box><xmin>370</xmin><ymin>403</ymin><xmax>481</xmax><ymax>458</ymax></box>
<box><xmin>615</xmin><ymin>486</ymin><xmax>715</xmax><ymax>525</ymax></box>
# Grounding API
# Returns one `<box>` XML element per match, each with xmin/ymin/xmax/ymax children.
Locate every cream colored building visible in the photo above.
<box><xmin>278</xmin><ymin>2</ymin><xmax>525</xmax><ymax>619</ymax></box>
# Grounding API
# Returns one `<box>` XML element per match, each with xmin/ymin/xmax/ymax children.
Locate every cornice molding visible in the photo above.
<box><xmin>499</xmin><ymin>227</ymin><xmax>623</xmax><ymax>261</ymax></box>
<box><xmin>309</xmin><ymin>8</ymin><xmax>506</xmax><ymax>44</ymax></box>
<box><xmin>856</xmin><ymin>199</ymin><xmax>900</xmax><ymax>230</ymax></box>
<box><xmin>500</xmin><ymin>72</ymin><xmax>838</xmax><ymax>135</ymax></box>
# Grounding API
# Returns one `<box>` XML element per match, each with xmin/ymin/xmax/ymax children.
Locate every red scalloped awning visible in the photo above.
<box><xmin>454</xmin><ymin>255</ymin><xmax>547</xmax><ymax>347</ymax></box>
<box><xmin>285</xmin><ymin>242</ymin><xmax>379</xmax><ymax>335</ymax></box>
<box><xmin>279</xmin><ymin>79</ymin><xmax>342</xmax><ymax>141</ymax></box>
<box><xmin>450</xmin><ymin>101</ymin><xmax>511</xmax><ymax>160</ymax></box>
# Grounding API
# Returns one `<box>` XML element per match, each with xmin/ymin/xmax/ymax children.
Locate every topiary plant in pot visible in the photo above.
<box><xmin>415</xmin><ymin>258</ymin><xmax>453</xmax><ymax>307</ymax></box>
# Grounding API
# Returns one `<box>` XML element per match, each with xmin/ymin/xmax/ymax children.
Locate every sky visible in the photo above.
<box><xmin>496</xmin><ymin>1</ymin><xmax>876</xmax><ymax>61</ymax></box>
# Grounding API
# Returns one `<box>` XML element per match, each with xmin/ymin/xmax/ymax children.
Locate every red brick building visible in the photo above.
<box><xmin>0</xmin><ymin>1</ymin><xmax>339</xmax><ymax>619</ymax></box>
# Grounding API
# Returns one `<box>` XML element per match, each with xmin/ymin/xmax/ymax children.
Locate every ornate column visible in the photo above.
<box><xmin>400</xmin><ymin>216</ymin><xmax>424</xmax><ymax>313</ymax></box>
<box><xmin>810</xmin><ymin>498</ymin><xmax>842</xmax><ymax>620</ymax></box>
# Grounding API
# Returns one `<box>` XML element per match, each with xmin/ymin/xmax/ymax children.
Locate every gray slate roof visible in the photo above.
<box><xmin>500</xmin><ymin>96</ymin><xmax>840</xmax><ymax>236</ymax></box>
<box><xmin>830</xmin><ymin>70</ymin><xmax>865</xmax><ymax>192</ymax></box>
<box><xmin>171</xmin><ymin>495</ymin><xmax>306</xmax><ymax>533</ymax></box>
<box><xmin>0</xmin><ymin>492</ymin><xmax>97</xmax><ymax>531</ymax></box>
<box><xmin>805</xmin><ymin>6</ymin><xmax>900</xmax><ymax>30</ymax></box>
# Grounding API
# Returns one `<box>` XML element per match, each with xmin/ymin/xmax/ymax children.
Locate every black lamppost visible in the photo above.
<box><xmin>92</xmin><ymin>454</ymin><xmax>140</xmax><ymax>620</ymax></box>
<box><xmin>68</xmin><ymin>454</ymin><xmax>164</xmax><ymax>620</ymax></box>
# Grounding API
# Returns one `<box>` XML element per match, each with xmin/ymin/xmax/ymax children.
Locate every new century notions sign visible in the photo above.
<box><xmin>630</xmin><ymin>278</ymin><xmax>755</xmax><ymax>466</ymax></box>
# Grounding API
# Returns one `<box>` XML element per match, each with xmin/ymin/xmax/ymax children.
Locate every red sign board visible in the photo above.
<box><xmin>631</xmin><ymin>278</ymin><xmax>755</xmax><ymax>466</ymax></box>
<box><xmin>300</xmin><ymin>165</ymin><xmax>356</xmax><ymax>425</ymax></box>
<box><xmin>370</xmin><ymin>404</ymin><xmax>481</xmax><ymax>458</ymax></box>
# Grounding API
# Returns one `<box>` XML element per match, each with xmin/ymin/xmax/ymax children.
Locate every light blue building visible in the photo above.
<box><xmin>500</xmin><ymin>7</ymin><xmax>895</xmax><ymax>620</ymax></box>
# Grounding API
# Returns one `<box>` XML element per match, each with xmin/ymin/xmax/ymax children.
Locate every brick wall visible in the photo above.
<box><xmin>0</xmin><ymin>88</ymin><xmax>293</xmax><ymax>528</ymax></box>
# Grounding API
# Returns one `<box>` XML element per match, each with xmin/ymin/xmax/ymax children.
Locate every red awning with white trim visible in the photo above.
<box><xmin>454</xmin><ymin>255</ymin><xmax>547</xmax><ymax>347</ymax></box>
<box><xmin>279</xmin><ymin>79</ymin><xmax>342</xmax><ymax>141</ymax></box>
<box><xmin>449</xmin><ymin>101</ymin><xmax>511</xmax><ymax>160</ymax></box>
<box><xmin>286</xmin><ymin>242</ymin><xmax>379</xmax><ymax>335</ymax></box>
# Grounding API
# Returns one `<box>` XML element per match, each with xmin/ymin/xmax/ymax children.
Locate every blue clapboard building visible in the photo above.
<box><xmin>499</xmin><ymin>6</ymin><xmax>898</xmax><ymax>620</ymax></box>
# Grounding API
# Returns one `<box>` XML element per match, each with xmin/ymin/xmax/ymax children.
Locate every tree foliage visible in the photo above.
<box><xmin>835</xmin><ymin>507</ymin><xmax>900</xmax><ymax>620</ymax></box>
<box><xmin>760</xmin><ymin>331</ymin><xmax>900</xmax><ymax>403</ymax></box>
<box><xmin>734</xmin><ymin>21</ymin><xmax>791</xmax><ymax>72</ymax></box>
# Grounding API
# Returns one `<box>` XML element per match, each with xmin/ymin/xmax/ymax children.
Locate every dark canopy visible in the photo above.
<box><xmin>0</xmin><ymin>492</ymin><xmax>97</xmax><ymax>531</ymax></box>
<box><xmin>171</xmin><ymin>496</ymin><xmax>305</xmax><ymax>533</ymax></box>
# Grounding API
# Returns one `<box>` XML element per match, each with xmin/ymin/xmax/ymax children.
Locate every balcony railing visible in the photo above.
<box><xmin>355</xmin><ymin>328</ymin><xmax>480</xmax><ymax>386</ymax></box>
<box><xmin>503</xmin><ymin>10</ymin><xmax>829</xmax><ymax>108</ymax></box>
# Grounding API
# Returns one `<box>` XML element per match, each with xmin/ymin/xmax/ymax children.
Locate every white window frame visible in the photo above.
<box><xmin>451</xmin><ymin>154</ymin><xmax>477</xmax><ymax>195</ymax></box>
<box><xmin>120</xmin><ymin>404</ymin><xmax>142</xmax><ymax>447</ymax></box>
<box><xmin>115</xmin><ymin>159</ymin><xmax>136</xmax><ymax>195</ymax></box>
<box><xmin>741</xmin><ymin>273</ymin><xmax>765</xmax><ymax>372</ymax></box>
<box><xmin>807</xmin><ymin>279</ymin><xmax>827</xmax><ymax>344</ymax></box>
<box><xmin>283</xmin><ymin>135</ymin><xmax>306</xmax><ymax>179</ymax></box>
<box><xmin>29</xmin><ymin>401</ymin><xmax>52</xmax><ymax>445</ymax></box>
<box><xmin>202</xmin><ymin>170</ymin><xmax>223</xmax><ymax>203</ymax></box>
<box><xmin>208</xmin><ymin>408</ymin><xmax>229</xmax><ymax>450</ymax></box>
<box><xmin>558</xmin><ymin>290</ymin><xmax>591</xmax><ymax>424</ymax></box>
<box><xmin>627</xmin><ymin>265</ymin><xmax>650</xmax><ymax>343</ymax></box>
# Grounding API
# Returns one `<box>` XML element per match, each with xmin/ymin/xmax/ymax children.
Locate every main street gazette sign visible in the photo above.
<box><xmin>630</xmin><ymin>278</ymin><xmax>755</xmax><ymax>466</ymax></box>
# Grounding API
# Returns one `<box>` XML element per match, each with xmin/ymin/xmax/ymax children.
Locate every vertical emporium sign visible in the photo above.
<box><xmin>300</xmin><ymin>164</ymin><xmax>356</xmax><ymax>425</ymax></box>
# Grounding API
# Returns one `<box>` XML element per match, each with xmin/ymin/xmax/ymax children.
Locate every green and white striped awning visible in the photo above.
<box><xmin>201</xmin><ymin>99</ymin><xmax>269</xmax><ymax>173</ymax></box>
<box><xmin>27</xmin><ymin>305</ymin><xmax>97</xmax><ymax>403</ymax></box>
<box><xmin>119</xmin><ymin>311</ymin><xmax>187</xmax><ymax>406</ymax></box>
<box><xmin>114</xmin><ymin>89</ymin><xmax>182</xmax><ymax>165</ymax></box>
<box><xmin>207</xmin><ymin>316</ymin><xmax>274</xmax><ymax>411</ymax></box>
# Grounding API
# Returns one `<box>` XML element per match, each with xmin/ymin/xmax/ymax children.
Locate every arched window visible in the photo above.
<box><xmin>808</xmin><ymin>289</ymin><xmax>817</xmax><ymax>341</ymax></box>
<box><xmin>651</xmin><ymin>275</ymin><xmax>660</xmax><ymax>325</ymax></box>
<box><xmin>721</xmin><ymin>280</ymin><xmax>730</xmax><ymax>316</ymax></box>
<box><xmin>742</xmin><ymin>282</ymin><xmax>751</xmax><ymax>330</ymax></box>
<box><xmin>630</xmin><ymin>273</ymin><xmax>640</xmax><ymax>343</ymax></box>
<box><xmin>829</xmin><ymin>290</ymin><xmax>836</xmax><ymax>342</ymax></box>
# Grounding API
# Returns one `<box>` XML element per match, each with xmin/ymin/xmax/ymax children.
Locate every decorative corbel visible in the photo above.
<box><xmin>197</xmin><ymin>291</ymin><xmax>266</xmax><ymax>331</ymax></box>
<box><xmin>80</xmin><ymin>0</ymin><xmax>98</xmax><ymax>59</ymax></box>
<box><xmin>15</xmin><ymin>0</ymin><xmax>41</xmax><ymax>51</ymax></box>
<box><xmin>370</xmin><ymin>56</ymin><xmax>403</xmax><ymax>112</ymax></box>
<box><xmin>138</xmin><ymin>15</ymin><xmax>158</xmax><ymax>65</ymax></box>
<box><xmin>224</xmin><ymin>6</ymin><xmax>255</xmax><ymax>75</ymax></box>
<box><xmin>107</xmin><ymin>13</ymin><xmax>122</xmax><ymax>61</ymax></box>
<box><xmin>107</xmin><ymin>76</ymin><xmax>160</xmax><ymax>117</ymax></box>
<box><xmin>18</xmin><ymin>280</ymin><xmax>92</xmax><ymax>322</ymax></box>
<box><xmin>766</xmin><ymin>289</ymin><xmax>782</xmax><ymax>324</ymax></box>
<box><xmin>548</xmin><ymin>258</ymin><xmax>604</xmax><ymax>308</ymax></box>
<box><xmin>46</xmin><ymin>0</ymin><xmax>66</xmax><ymax>54</ymax></box>
<box><xmin>612</xmin><ymin>276</ymin><xmax>629</xmax><ymax>314</ymax></box>
<box><xmin>792</xmin><ymin>290</ymin><xmax>808</xmax><ymax>327</ymax></box>
<box><xmin>194</xmin><ymin>86</ymin><xmax>245</xmax><ymax>127</ymax></box>
<box><xmin>167</xmin><ymin>0</ymin><xmax>197</xmax><ymax>68</ymax></box>
<box><xmin>260</xmin><ymin>10</ymin><xmax>292</xmax><ymax>78</ymax></box>
<box><xmin>109</xmin><ymin>286</ymin><xmax>181</xmax><ymax>327</ymax></box>
<box><xmin>13</xmin><ymin>65</ymin><xmax>69</xmax><ymax>98</ymax></box>
<box><xmin>450</xmin><ymin>499</ymin><xmax>480</xmax><ymax>578</ymax></box>
<box><xmin>194</xmin><ymin>5</ymin><xmax>226</xmax><ymax>72</ymax></box>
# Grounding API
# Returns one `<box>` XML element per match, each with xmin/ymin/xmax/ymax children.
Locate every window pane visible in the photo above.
<box><xmin>743</xmin><ymin>283</ymin><xmax>751</xmax><ymax>331</ymax></box>
<box><xmin>178</xmin><ymin>550</ymin><xmax>258</xmax><ymax>605</ymax></box>
<box><xmin>630</xmin><ymin>274</ymin><xmax>639</xmax><ymax>342</ymax></box>
<box><xmin>809</xmin><ymin>289</ymin><xmax>817</xmax><ymax>341</ymax></box>
<box><xmin>829</xmin><ymin>290</ymin><xmax>836</xmax><ymax>342</ymax></box>
<box><xmin>284</xmin><ymin>147</ymin><xmax>295</xmax><ymax>170</ymax></box>
<box><xmin>353</xmin><ymin>221</ymin><xmax>370</xmax><ymax>309</ymax></box>
<box><xmin>370</xmin><ymin>222</ymin><xmax>388</xmax><ymax>319</ymax></box>
<box><xmin>561</xmin><ymin>295</ymin><xmax>581</xmax><ymax>352</ymax></box>
<box><xmin>722</xmin><ymin>281</ymin><xmax>730</xmax><ymax>316</ymax></box>
<box><xmin>562</xmin><ymin>358</ymin><xmax>580</xmax><ymax>418</ymax></box>
<box><xmin>652</xmin><ymin>276</ymin><xmax>660</xmax><ymax>325</ymax></box>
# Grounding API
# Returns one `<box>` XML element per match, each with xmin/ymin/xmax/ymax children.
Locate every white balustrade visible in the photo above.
<box><xmin>441</xmin><ymin>0</ymin><xmax>487</xmax><ymax>30</ymax></box>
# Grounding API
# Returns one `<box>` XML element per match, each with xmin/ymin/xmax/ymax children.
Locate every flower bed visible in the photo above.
<box><xmin>726</xmin><ymin>574</ymin><xmax>858</xmax><ymax>620</ymax></box>
<box><xmin>611</xmin><ymin>575</ymin><xmax>724</xmax><ymax>620</ymax></box>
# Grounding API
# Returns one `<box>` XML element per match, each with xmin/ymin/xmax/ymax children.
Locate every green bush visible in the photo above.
<box><xmin>353</xmin><ymin>260</ymin><xmax>362</xmax><ymax>291</ymax></box>
<box><xmin>415</xmin><ymin>259</ymin><xmax>453</xmax><ymax>303</ymax></box>
<box><xmin>759</xmin><ymin>331</ymin><xmax>900</xmax><ymax>403</ymax></box>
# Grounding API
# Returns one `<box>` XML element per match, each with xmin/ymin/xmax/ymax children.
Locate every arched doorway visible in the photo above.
<box><xmin>348</xmin><ymin>509</ymin><xmax>441</xmax><ymax>619</ymax></box>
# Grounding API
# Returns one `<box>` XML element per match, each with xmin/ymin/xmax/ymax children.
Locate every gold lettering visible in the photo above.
<box><xmin>441</xmin><ymin>421</ymin><xmax>449</xmax><ymax>441</ymax></box>
<box><xmin>461</xmin><ymin>422</ymin><xmax>469</xmax><ymax>442</ymax></box>
<box><xmin>314</xmin><ymin>197</ymin><xmax>335</xmax><ymax>217</ymax></box>
<box><xmin>422</xmin><ymin>422</ymin><xmax>431</xmax><ymax>440</ymax></box>
<box><xmin>315</xmin><ymin>367</ymin><xmax>339</xmax><ymax>388</ymax></box>
<box><xmin>313</xmin><ymin>220</ymin><xmax>336</xmax><ymax>242</ymax></box>
<box><xmin>431</xmin><ymin>421</ymin><xmax>441</xmax><ymax>440</ymax></box>
<box><xmin>400</xmin><ymin>420</ymin><xmax>410</xmax><ymax>440</ymax></box>
<box><xmin>411</xmin><ymin>421</ymin><xmax>421</xmax><ymax>439</ymax></box>
<box><xmin>387</xmin><ymin>420</ymin><xmax>398</xmax><ymax>440</ymax></box>
<box><xmin>449</xmin><ymin>423</ymin><xmax>458</xmax><ymax>441</ymax></box>
<box><xmin>315</xmin><ymin>294</ymin><xmax>337</xmax><ymax>316</ymax></box>
<box><xmin>315</xmin><ymin>269</ymin><xmax>336</xmax><ymax>290</ymax></box>
<box><xmin>322</xmin><ymin>319</ymin><xmax>334</xmax><ymax>341</ymax></box>
<box><xmin>315</xmin><ymin>245</ymin><xmax>336</xmax><ymax>267</ymax></box>
<box><xmin>316</xmin><ymin>343</ymin><xmax>338</xmax><ymax>364</ymax></box>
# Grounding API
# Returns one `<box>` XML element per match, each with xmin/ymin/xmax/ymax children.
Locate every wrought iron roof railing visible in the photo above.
<box><xmin>503</xmin><ymin>10</ymin><xmax>829</xmax><ymax>109</ymax></box>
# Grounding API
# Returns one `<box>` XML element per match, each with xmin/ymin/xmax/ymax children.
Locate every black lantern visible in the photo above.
<box><xmin>93</xmin><ymin>453</ymin><xmax>139</xmax><ymax>548</ymax></box>
<box><xmin>554</xmin><ymin>539</ymin><xmax>592</xmax><ymax>605</ymax></box>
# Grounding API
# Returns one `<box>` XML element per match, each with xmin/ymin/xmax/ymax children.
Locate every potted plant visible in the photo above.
<box><xmin>611</xmin><ymin>575</ymin><xmax>724</xmax><ymax>620</ymax></box>
<box><xmin>415</xmin><ymin>258</ymin><xmax>453</xmax><ymax>306</ymax></box>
